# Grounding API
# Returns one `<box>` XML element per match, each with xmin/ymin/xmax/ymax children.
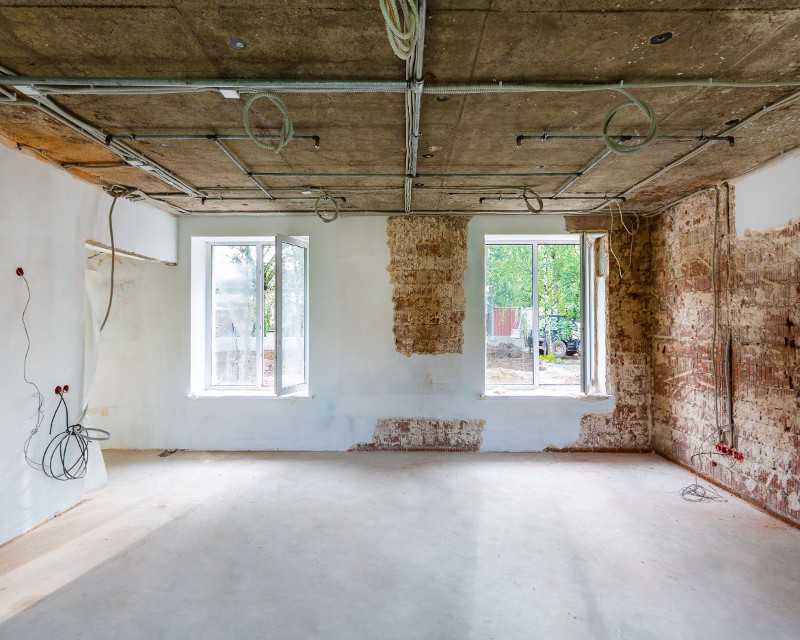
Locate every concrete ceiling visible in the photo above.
<box><xmin>0</xmin><ymin>1</ymin><xmax>799</xmax><ymax>216</ymax></box>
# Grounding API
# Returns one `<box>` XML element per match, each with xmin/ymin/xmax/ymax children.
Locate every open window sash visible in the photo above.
<box><xmin>275</xmin><ymin>234</ymin><xmax>309</xmax><ymax>396</ymax></box>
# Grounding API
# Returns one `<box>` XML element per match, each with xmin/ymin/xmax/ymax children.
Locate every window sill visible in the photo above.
<box><xmin>188</xmin><ymin>390</ymin><xmax>312</xmax><ymax>399</ymax></box>
<box><xmin>481</xmin><ymin>387</ymin><xmax>611</xmax><ymax>401</ymax></box>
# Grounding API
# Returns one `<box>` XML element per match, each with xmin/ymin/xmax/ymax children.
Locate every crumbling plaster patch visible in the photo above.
<box><xmin>558</xmin><ymin>215</ymin><xmax>654</xmax><ymax>451</ymax></box>
<box><xmin>386</xmin><ymin>216</ymin><xmax>469</xmax><ymax>356</ymax></box>
<box><xmin>350</xmin><ymin>418</ymin><xmax>485</xmax><ymax>451</ymax></box>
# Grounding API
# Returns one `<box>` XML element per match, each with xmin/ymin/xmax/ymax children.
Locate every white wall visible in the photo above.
<box><xmin>734</xmin><ymin>145</ymin><xmax>800</xmax><ymax>234</ymax></box>
<box><xmin>91</xmin><ymin>214</ymin><xmax>614</xmax><ymax>452</ymax></box>
<box><xmin>88</xmin><ymin>196</ymin><xmax>177</xmax><ymax>264</ymax></box>
<box><xmin>1</xmin><ymin>143</ymin><xmax>176</xmax><ymax>545</ymax></box>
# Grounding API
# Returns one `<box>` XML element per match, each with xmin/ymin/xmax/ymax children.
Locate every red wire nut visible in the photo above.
<box><xmin>63</xmin><ymin>384</ymin><xmax>69</xmax><ymax>393</ymax></box>
<box><xmin>735</xmin><ymin>451</ymin><xmax>744</xmax><ymax>461</ymax></box>
<box><xmin>55</xmin><ymin>386</ymin><xmax>62</xmax><ymax>394</ymax></box>
<box><xmin>16</xmin><ymin>267</ymin><xmax>24</xmax><ymax>276</ymax></box>
<box><xmin>715</xmin><ymin>443</ymin><xmax>722</xmax><ymax>452</ymax></box>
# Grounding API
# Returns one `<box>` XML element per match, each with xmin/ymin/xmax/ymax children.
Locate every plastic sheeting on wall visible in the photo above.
<box><xmin>82</xmin><ymin>266</ymin><xmax>108</xmax><ymax>492</ymax></box>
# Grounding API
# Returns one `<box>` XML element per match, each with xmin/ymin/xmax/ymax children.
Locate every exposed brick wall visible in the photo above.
<box><xmin>650</xmin><ymin>189</ymin><xmax>800</xmax><ymax>524</ymax></box>
<box><xmin>350</xmin><ymin>418</ymin><xmax>485</xmax><ymax>451</ymax></box>
<box><xmin>386</xmin><ymin>216</ymin><xmax>469</xmax><ymax>356</ymax></box>
<box><xmin>560</xmin><ymin>215</ymin><xmax>654</xmax><ymax>450</ymax></box>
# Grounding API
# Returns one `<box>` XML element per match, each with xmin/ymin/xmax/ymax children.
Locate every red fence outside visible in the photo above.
<box><xmin>492</xmin><ymin>307</ymin><xmax>521</xmax><ymax>337</ymax></box>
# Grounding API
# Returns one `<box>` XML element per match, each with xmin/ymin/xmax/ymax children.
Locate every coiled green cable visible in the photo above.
<box><xmin>243</xmin><ymin>92</ymin><xmax>294</xmax><ymax>153</ymax></box>
<box><xmin>602</xmin><ymin>89</ymin><xmax>658</xmax><ymax>155</ymax></box>
<box><xmin>379</xmin><ymin>0</ymin><xmax>419</xmax><ymax>60</ymax></box>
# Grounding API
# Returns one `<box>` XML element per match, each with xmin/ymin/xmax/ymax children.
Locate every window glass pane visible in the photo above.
<box><xmin>211</xmin><ymin>245</ymin><xmax>258</xmax><ymax>386</ymax></box>
<box><xmin>538</xmin><ymin>243</ymin><xmax>581</xmax><ymax>387</ymax></box>
<box><xmin>485</xmin><ymin>244</ymin><xmax>534</xmax><ymax>387</ymax></box>
<box><xmin>263</xmin><ymin>243</ymin><xmax>276</xmax><ymax>390</ymax></box>
<box><xmin>279</xmin><ymin>241</ymin><xmax>307</xmax><ymax>388</ymax></box>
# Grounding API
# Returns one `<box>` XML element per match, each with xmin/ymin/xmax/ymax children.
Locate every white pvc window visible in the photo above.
<box><xmin>276</xmin><ymin>235</ymin><xmax>309</xmax><ymax>395</ymax></box>
<box><xmin>204</xmin><ymin>237</ymin><xmax>308</xmax><ymax>395</ymax></box>
<box><xmin>484</xmin><ymin>234</ymin><xmax>601</xmax><ymax>394</ymax></box>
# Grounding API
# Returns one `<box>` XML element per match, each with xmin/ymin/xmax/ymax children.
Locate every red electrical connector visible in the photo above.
<box><xmin>63</xmin><ymin>384</ymin><xmax>69</xmax><ymax>393</ymax></box>
<box><xmin>714</xmin><ymin>442</ymin><xmax>744</xmax><ymax>460</ymax></box>
<box><xmin>15</xmin><ymin>267</ymin><xmax>24</xmax><ymax>276</ymax></box>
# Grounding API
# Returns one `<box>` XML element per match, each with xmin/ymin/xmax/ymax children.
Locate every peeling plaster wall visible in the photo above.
<box><xmin>91</xmin><ymin>214</ymin><xmax>614</xmax><ymax>453</ymax></box>
<box><xmin>560</xmin><ymin>216</ymin><xmax>654</xmax><ymax>451</ymax></box>
<box><xmin>0</xmin><ymin>143</ymin><xmax>174</xmax><ymax>545</ymax></box>
<box><xmin>387</xmin><ymin>216</ymin><xmax>469</xmax><ymax>356</ymax></box>
<box><xmin>651</xmin><ymin>189</ymin><xmax>800</xmax><ymax>524</ymax></box>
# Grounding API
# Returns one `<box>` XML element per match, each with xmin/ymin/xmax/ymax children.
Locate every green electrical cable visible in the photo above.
<box><xmin>314</xmin><ymin>193</ymin><xmax>340</xmax><ymax>223</ymax></box>
<box><xmin>522</xmin><ymin>187</ymin><xmax>544</xmax><ymax>213</ymax></box>
<box><xmin>602</xmin><ymin>89</ymin><xmax>658</xmax><ymax>155</ymax></box>
<box><xmin>379</xmin><ymin>0</ymin><xmax>419</xmax><ymax>61</ymax></box>
<box><xmin>243</xmin><ymin>92</ymin><xmax>294</xmax><ymax>153</ymax></box>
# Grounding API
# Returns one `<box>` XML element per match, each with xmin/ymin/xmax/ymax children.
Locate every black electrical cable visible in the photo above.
<box><xmin>40</xmin><ymin>390</ymin><xmax>110</xmax><ymax>481</ymax></box>
<box><xmin>18</xmin><ymin>189</ymin><xmax>124</xmax><ymax>479</ymax></box>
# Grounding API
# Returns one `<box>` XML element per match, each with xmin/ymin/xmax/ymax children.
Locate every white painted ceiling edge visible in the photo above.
<box><xmin>732</xmin><ymin>145</ymin><xmax>800</xmax><ymax>235</ymax></box>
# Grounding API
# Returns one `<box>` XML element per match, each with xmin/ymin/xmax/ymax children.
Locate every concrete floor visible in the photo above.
<box><xmin>1</xmin><ymin>452</ymin><xmax>798</xmax><ymax>640</ymax></box>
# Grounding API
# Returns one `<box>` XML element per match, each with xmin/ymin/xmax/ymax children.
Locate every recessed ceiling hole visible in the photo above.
<box><xmin>436</xmin><ymin>95</ymin><xmax>449</xmax><ymax>102</ymax></box>
<box><xmin>725</xmin><ymin>118</ymin><xmax>741</xmax><ymax>126</ymax></box>
<box><xmin>423</xmin><ymin>153</ymin><xmax>434</xmax><ymax>158</ymax></box>
<box><xmin>228</xmin><ymin>37</ymin><xmax>248</xmax><ymax>51</ymax></box>
<box><xmin>650</xmin><ymin>32</ymin><xmax>673</xmax><ymax>45</ymax></box>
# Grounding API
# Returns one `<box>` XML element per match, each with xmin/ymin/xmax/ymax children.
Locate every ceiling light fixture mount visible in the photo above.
<box><xmin>650</xmin><ymin>32</ymin><xmax>673</xmax><ymax>45</ymax></box>
<box><xmin>228</xmin><ymin>37</ymin><xmax>249</xmax><ymax>51</ymax></box>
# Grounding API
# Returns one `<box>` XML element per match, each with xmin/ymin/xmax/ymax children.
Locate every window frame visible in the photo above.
<box><xmin>192</xmin><ymin>235</ymin><xmax>309</xmax><ymax>397</ymax></box>
<box><xmin>484</xmin><ymin>233</ymin><xmax>602</xmax><ymax>395</ymax></box>
<box><xmin>275</xmin><ymin>234</ymin><xmax>309</xmax><ymax>396</ymax></box>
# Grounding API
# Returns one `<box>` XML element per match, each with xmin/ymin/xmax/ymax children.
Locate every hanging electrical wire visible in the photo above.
<box><xmin>604</xmin><ymin>199</ymin><xmax>639</xmax><ymax>280</ymax></box>
<box><xmin>522</xmin><ymin>187</ymin><xmax>544</xmax><ymax>213</ymax></box>
<box><xmin>243</xmin><ymin>92</ymin><xmax>294</xmax><ymax>153</ymax></box>
<box><xmin>18</xmin><ymin>190</ymin><xmax>122</xmax><ymax>478</ymax></box>
<box><xmin>99</xmin><ymin>188</ymin><xmax>125</xmax><ymax>331</ymax></box>
<box><xmin>16</xmin><ymin>267</ymin><xmax>46</xmax><ymax>472</ymax></box>
<box><xmin>315</xmin><ymin>192</ymin><xmax>340</xmax><ymax>223</ymax></box>
<box><xmin>379</xmin><ymin>0</ymin><xmax>419</xmax><ymax>60</ymax></box>
<box><xmin>679</xmin><ymin>186</ymin><xmax>738</xmax><ymax>502</ymax></box>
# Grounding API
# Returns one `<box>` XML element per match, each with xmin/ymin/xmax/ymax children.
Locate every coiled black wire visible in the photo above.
<box><xmin>41</xmin><ymin>391</ymin><xmax>110</xmax><ymax>481</ymax></box>
<box><xmin>19</xmin><ymin>189</ymin><xmax>124</xmax><ymax>479</ymax></box>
